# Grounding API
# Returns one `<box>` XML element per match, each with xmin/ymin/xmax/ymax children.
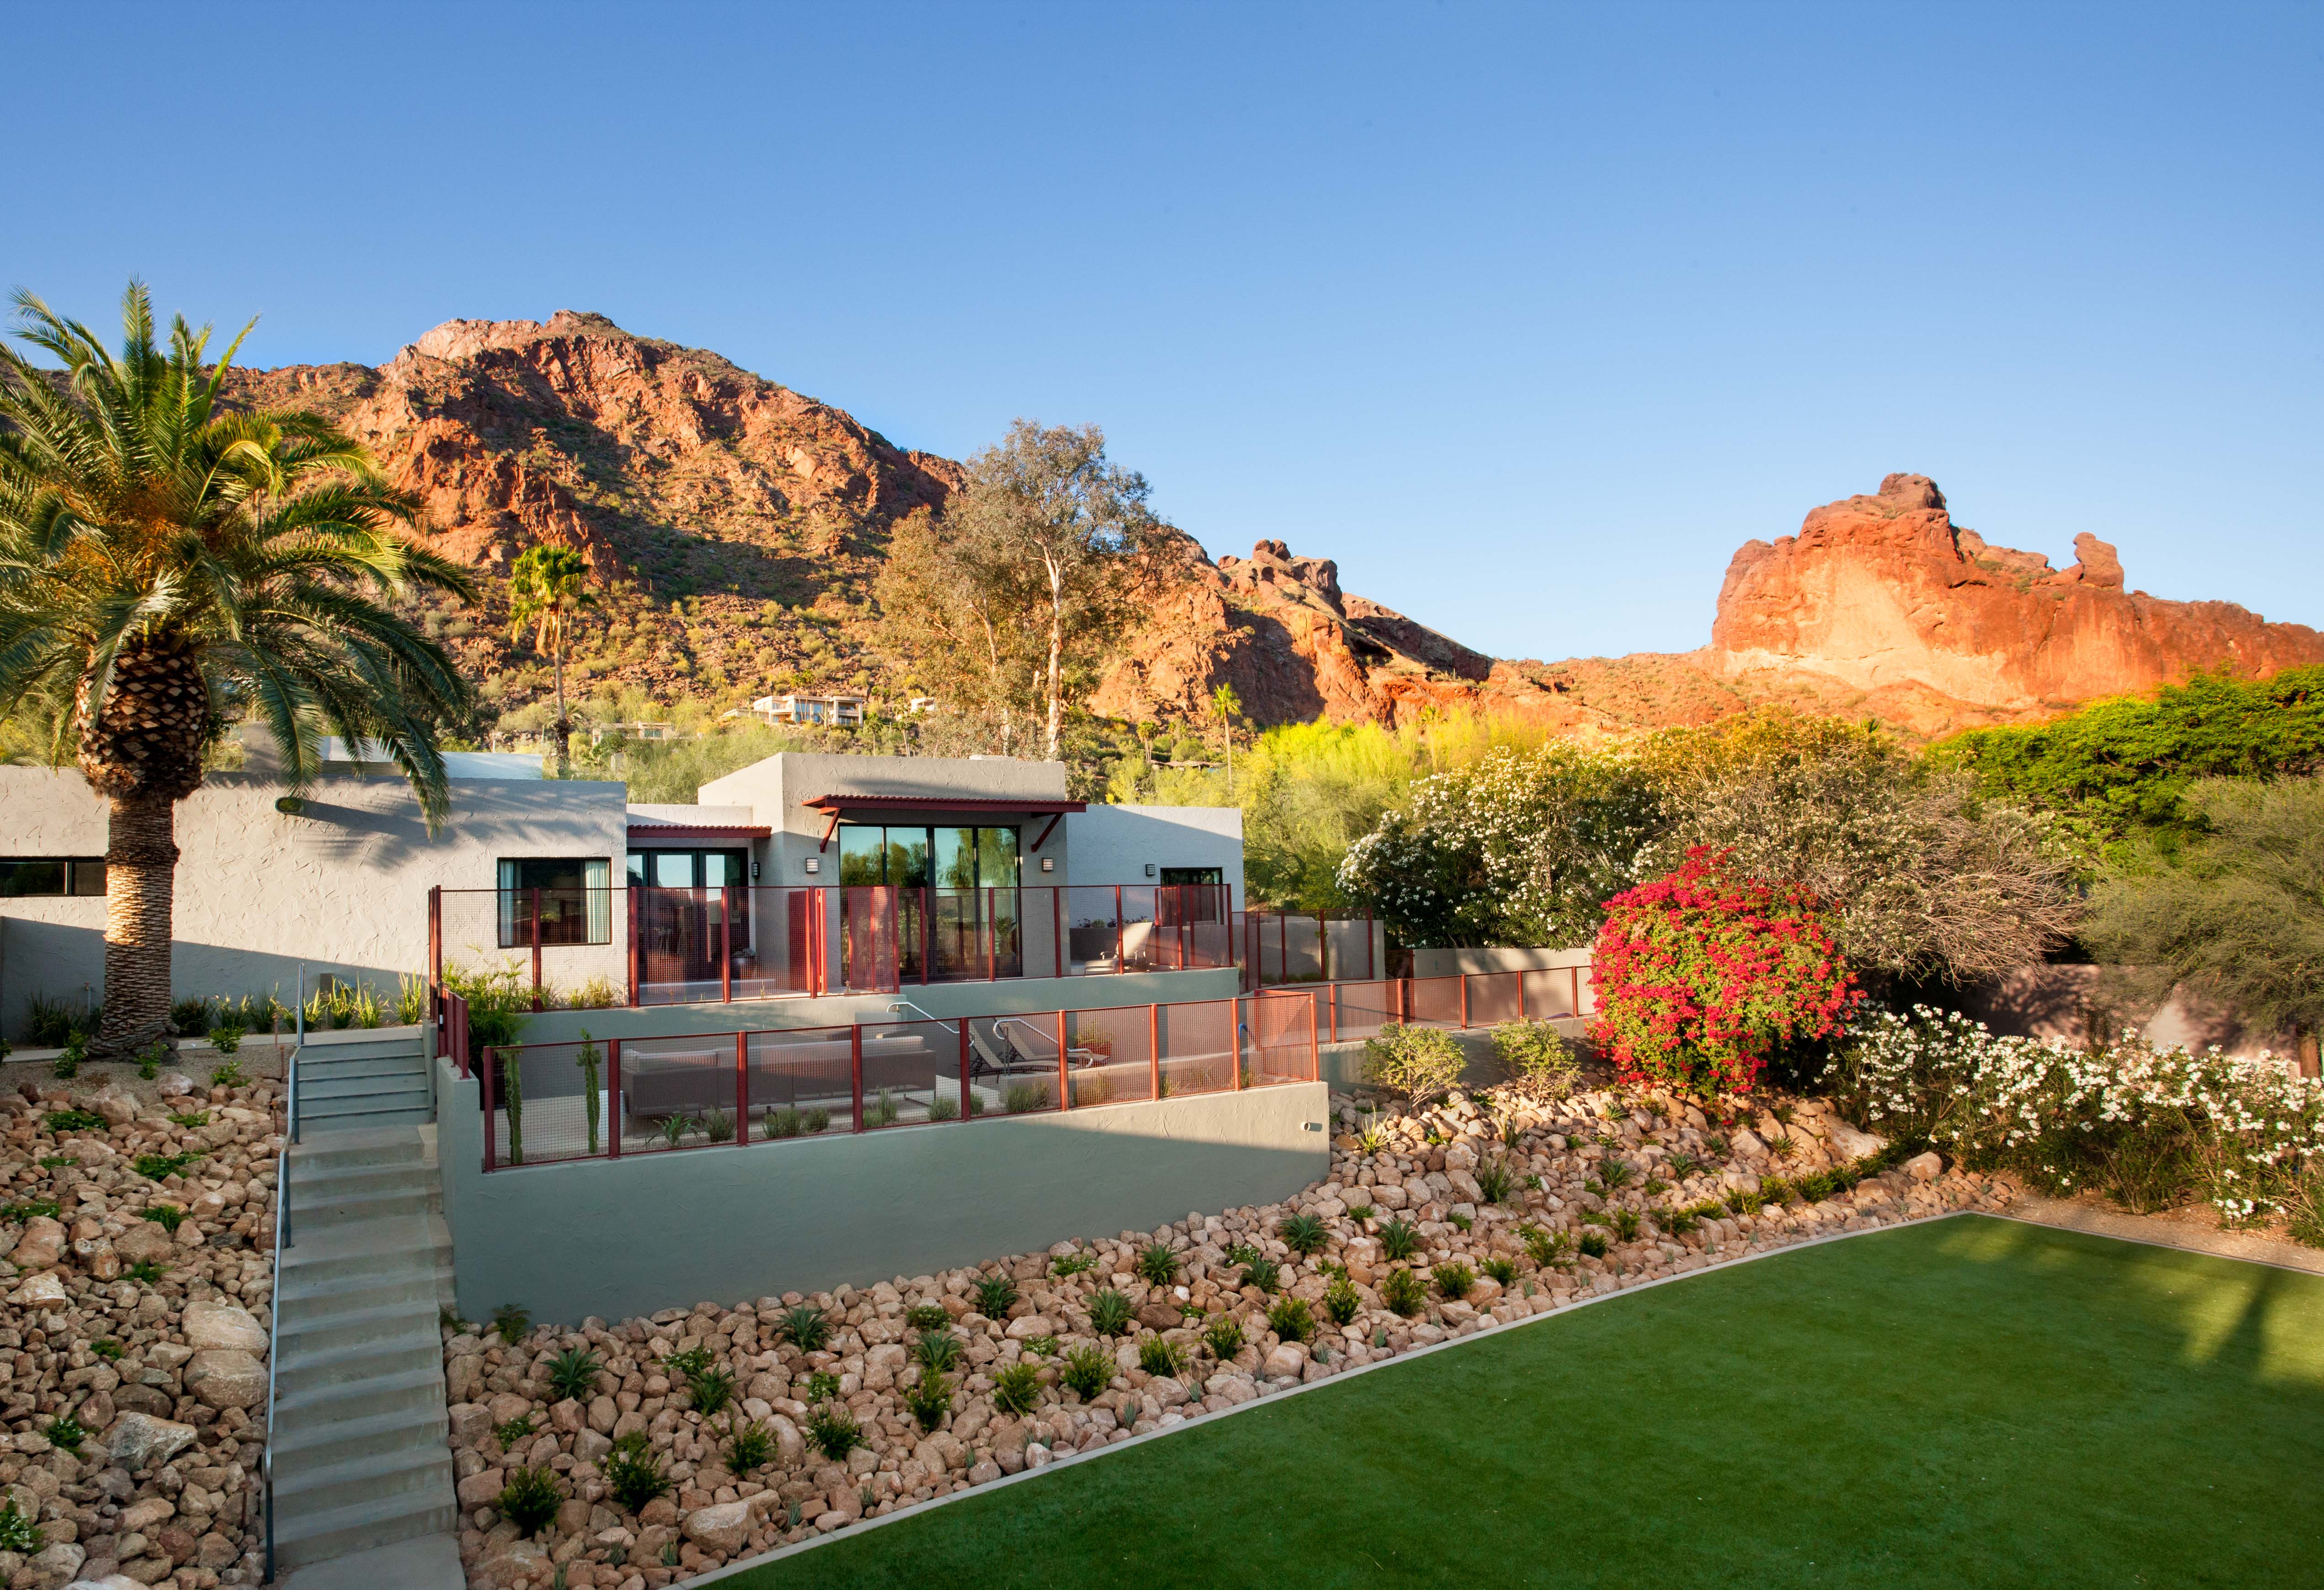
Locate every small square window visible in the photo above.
<box><xmin>497</xmin><ymin>859</ymin><xmax>612</xmax><ymax>946</ymax></box>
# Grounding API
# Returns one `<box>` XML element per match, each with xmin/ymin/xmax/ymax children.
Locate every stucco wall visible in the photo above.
<box><xmin>1061</xmin><ymin>804</ymin><xmax>1244</xmax><ymax>910</ymax></box>
<box><xmin>0</xmin><ymin>767</ymin><xmax>628</xmax><ymax>1039</ymax></box>
<box><xmin>435</xmin><ymin>1058</ymin><xmax>1329</xmax><ymax>1323</ymax></box>
<box><xmin>1410</xmin><ymin>946</ymin><xmax>1593</xmax><ymax>977</ymax></box>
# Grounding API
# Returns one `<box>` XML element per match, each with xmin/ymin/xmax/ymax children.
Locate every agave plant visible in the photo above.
<box><xmin>0</xmin><ymin>283</ymin><xmax>476</xmax><ymax>1054</ymax></box>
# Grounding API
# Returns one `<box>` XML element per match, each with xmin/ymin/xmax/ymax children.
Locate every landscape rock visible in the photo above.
<box><xmin>104</xmin><ymin>1414</ymin><xmax>198</xmax><ymax>1472</ymax></box>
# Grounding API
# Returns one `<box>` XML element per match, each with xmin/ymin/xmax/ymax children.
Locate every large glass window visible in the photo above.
<box><xmin>0</xmin><ymin>859</ymin><xmax>106</xmax><ymax>897</ymax></box>
<box><xmin>836</xmin><ymin>823</ymin><xmax>1023</xmax><ymax>981</ymax></box>
<box><xmin>835</xmin><ymin>825</ymin><xmax>1019</xmax><ymax>888</ymax></box>
<box><xmin>497</xmin><ymin>858</ymin><xmax>612</xmax><ymax>946</ymax></box>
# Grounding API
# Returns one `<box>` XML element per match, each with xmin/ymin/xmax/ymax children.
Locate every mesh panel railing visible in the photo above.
<box><xmin>473</xmin><ymin>994</ymin><xmax>1317</xmax><ymax>1170</ymax></box>
<box><xmin>1328</xmin><ymin>980</ymin><xmax>1397</xmax><ymax>1043</ymax></box>
<box><xmin>1244</xmin><ymin>990</ymin><xmax>1320</xmax><ymax>1086</ymax></box>
<box><xmin>1405</xmin><ymin>974</ymin><xmax>1465</xmax><ymax>1027</ymax></box>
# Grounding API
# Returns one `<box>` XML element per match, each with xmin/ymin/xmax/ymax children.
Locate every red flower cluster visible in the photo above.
<box><xmin>1587</xmin><ymin>846</ymin><xmax>1859</xmax><ymax>1097</ymax></box>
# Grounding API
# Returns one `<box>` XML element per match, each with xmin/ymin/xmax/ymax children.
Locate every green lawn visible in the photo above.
<box><xmin>728</xmin><ymin>1217</ymin><xmax>2324</xmax><ymax>1589</ymax></box>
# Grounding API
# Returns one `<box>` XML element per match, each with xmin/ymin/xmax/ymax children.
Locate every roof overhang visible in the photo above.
<box><xmin>798</xmin><ymin>796</ymin><xmax>1087</xmax><ymax>816</ymax></box>
<box><xmin>628</xmin><ymin>823</ymin><xmax>772</xmax><ymax>844</ymax></box>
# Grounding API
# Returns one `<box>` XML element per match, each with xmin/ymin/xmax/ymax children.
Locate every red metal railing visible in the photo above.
<box><xmin>427</xmin><ymin>883</ymin><xmax>1238</xmax><ymax>1012</ymax></box>
<box><xmin>1235</xmin><ymin>910</ymin><xmax>1378</xmax><ymax>990</ymax></box>
<box><xmin>468</xmin><ymin>991</ymin><xmax>1321</xmax><ymax>1171</ymax></box>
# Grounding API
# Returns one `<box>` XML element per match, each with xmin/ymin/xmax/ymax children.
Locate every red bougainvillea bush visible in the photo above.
<box><xmin>1588</xmin><ymin>845</ymin><xmax>1859</xmax><ymax>1096</ymax></box>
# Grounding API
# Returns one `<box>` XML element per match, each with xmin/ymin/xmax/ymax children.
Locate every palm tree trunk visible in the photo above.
<box><xmin>552</xmin><ymin>642</ymin><xmax>570</xmax><ymax>779</ymax></box>
<box><xmin>96</xmin><ymin>790</ymin><xmax>179</xmax><ymax>1055</ymax></box>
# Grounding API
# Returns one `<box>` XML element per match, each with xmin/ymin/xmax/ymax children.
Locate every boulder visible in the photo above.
<box><xmin>1730</xmin><ymin>1129</ymin><xmax>1768</xmax><ymax>1159</ymax></box>
<box><xmin>111</xmin><ymin>1224</ymin><xmax>174</xmax><ymax>1266</ymax></box>
<box><xmin>1003</xmin><ymin>1314</ymin><xmax>1054</xmax><ymax>1341</ymax></box>
<box><xmin>181</xmin><ymin>1301</ymin><xmax>266</xmax><ymax>1355</ymax></box>
<box><xmin>9</xmin><ymin>1272</ymin><xmax>67</xmax><ymax>1309</ymax></box>
<box><xmin>682</xmin><ymin>1500</ymin><xmax>751</xmax><ymax>1553</ymax></box>
<box><xmin>456</xmin><ymin>1467</ymin><xmax>507</xmax><ymax>1508</ymax></box>
<box><xmin>183</xmin><ymin>1350</ymin><xmax>266</xmax><ymax>1410</ymax></box>
<box><xmin>1905</xmin><ymin>1150</ymin><xmax>1943</xmax><ymax>1181</ymax></box>
<box><xmin>105</xmin><ymin>1410</ymin><xmax>196</xmax><ymax>1473</ymax></box>
<box><xmin>1827</xmin><ymin>1120</ymin><xmax>1888</xmax><ymax>1161</ymax></box>
<box><xmin>11</xmin><ymin>1217</ymin><xmax>66</xmax><ymax>1271</ymax></box>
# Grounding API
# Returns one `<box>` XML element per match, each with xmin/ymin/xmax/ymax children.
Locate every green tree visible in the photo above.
<box><xmin>507</xmin><ymin>543</ymin><xmax>597</xmax><ymax>777</ymax></box>
<box><xmin>0</xmin><ymin>283</ymin><xmax>475</xmax><ymax>1053</ymax></box>
<box><xmin>2083</xmin><ymin>777</ymin><xmax>2324</xmax><ymax>1060</ymax></box>
<box><xmin>872</xmin><ymin>505</ymin><xmax>1043</xmax><ymax>754</ymax></box>
<box><xmin>1934</xmin><ymin>668</ymin><xmax>2324</xmax><ymax>853</ymax></box>
<box><xmin>1644</xmin><ymin>712</ymin><xmax>2082</xmax><ymax>989</ymax></box>
<box><xmin>1210</xmin><ymin>682</ymin><xmax>1241</xmax><ymax>795</ymax></box>
<box><xmin>938</xmin><ymin>421</ymin><xmax>1180</xmax><ymax>760</ymax></box>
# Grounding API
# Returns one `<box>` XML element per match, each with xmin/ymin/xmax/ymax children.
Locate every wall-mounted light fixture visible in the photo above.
<box><xmin>750</xmin><ymin>861</ymin><xmax>761</xmax><ymax>880</ymax></box>
<box><xmin>804</xmin><ymin>857</ymin><xmax>820</xmax><ymax>875</ymax></box>
<box><xmin>1144</xmin><ymin>863</ymin><xmax>1156</xmax><ymax>877</ymax></box>
<box><xmin>1040</xmin><ymin>857</ymin><xmax>1055</xmax><ymax>873</ymax></box>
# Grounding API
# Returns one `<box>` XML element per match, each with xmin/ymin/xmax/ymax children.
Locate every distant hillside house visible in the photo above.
<box><xmin>753</xmin><ymin>693</ymin><xmax>866</xmax><ymax>727</ymax></box>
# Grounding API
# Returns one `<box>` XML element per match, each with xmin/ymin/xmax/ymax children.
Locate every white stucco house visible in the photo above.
<box><xmin>0</xmin><ymin>747</ymin><xmax>1243</xmax><ymax>1039</ymax></box>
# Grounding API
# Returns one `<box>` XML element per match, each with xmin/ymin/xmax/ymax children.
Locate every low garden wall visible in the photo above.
<box><xmin>1409</xmin><ymin>946</ymin><xmax>1591</xmax><ymax>979</ymax></box>
<box><xmin>433</xmin><ymin>1059</ymin><xmax>1329</xmax><ymax>1324</ymax></box>
<box><xmin>1317</xmin><ymin>1018</ymin><xmax>1588</xmax><ymax>1092</ymax></box>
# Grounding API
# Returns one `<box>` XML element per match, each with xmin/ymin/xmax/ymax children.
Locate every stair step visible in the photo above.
<box><xmin>276</xmin><ymin>1442</ymin><xmax>452</xmax><ymax>1517</ymax></box>
<box><xmin>291</xmin><ymin>1160</ymin><xmax>434</xmax><ymax>1198</ymax></box>
<box><xmin>275</xmin><ymin>1325</ymin><xmax>441</xmax><ymax>1397</ymax></box>
<box><xmin>274</xmin><ymin>1363</ymin><xmax>449</xmax><ymax>1427</ymax></box>
<box><xmin>301</xmin><ymin>1074</ymin><xmax>430</xmax><ymax>1103</ymax></box>
<box><xmin>290</xmin><ymin>1186</ymin><xmax>433</xmax><ymax>1230</ymax></box>
<box><xmin>272</xmin><ymin>1487</ymin><xmax>460</xmax><ymax>1571</ymax></box>
<box><xmin>297</xmin><ymin>1053</ymin><xmax>430</xmax><ymax>1081</ymax></box>
<box><xmin>279</xmin><ymin>1295</ymin><xmax>445</xmax><ymax>1357</ymax></box>
<box><xmin>280</xmin><ymin>1218</ymin><xmax>449</xmax><ymax>1288</ymax></box>
<box><xmin>272</xmin><ymin>1403</ymin><xmax>448</xmax><ymax>1469</ymax></box>
<box><xmin>303</xmin><ymin>1104</ymin><xmax>436</xmax><ymax>1132</ymax></box>
<box><xmin>287</xmin><ymin>1129</ymin><xmax>430</xmax><ymax>1170</ymax></box>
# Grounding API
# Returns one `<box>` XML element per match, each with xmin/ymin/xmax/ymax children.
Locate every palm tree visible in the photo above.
<box><xmin>506</xmin><ymin>543</ymin><xmax>596</xmax><ymax>777</ymax></box>
<box><xmin>0</xmin><ymin>282</ymin><xmax>477</xmax><ymax>1055</ymax></box>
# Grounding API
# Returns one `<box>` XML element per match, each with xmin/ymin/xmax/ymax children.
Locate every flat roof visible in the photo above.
<box><xmin>798</xmin><ymin>795</ymin><xmax>1087</xmax><ymax>816</ymax></box>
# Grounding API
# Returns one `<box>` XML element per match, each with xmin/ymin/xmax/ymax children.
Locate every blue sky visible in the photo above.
<box><xmin>8</xmin><ymin>2</ymin><xmax>2319</xmax><ymax>660</ymax></box>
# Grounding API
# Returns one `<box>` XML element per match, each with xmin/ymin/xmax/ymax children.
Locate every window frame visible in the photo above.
<box><xmin>496</xmin><ymin>857</ymin><xmax>613</xmax><ymax>947</ymax></box>
<box><xmin>0</xmin><ymin>858</ymin><xmax>106</xmax><ymax>899</ymax></box>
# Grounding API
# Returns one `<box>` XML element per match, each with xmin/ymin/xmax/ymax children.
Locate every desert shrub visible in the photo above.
<box><xmin>1004</xmin><ymin>1081</ymin><xmax>1050</xmax><ymax>1114</ymax></box>
<box><xmin>1060</xmin><ymin>1344</ymin><xmax>1114</xmax><ymax>1399</ymax></box>
<box><xmin>1135</xmin><ymin>1243</ymin><xmax>1178</xmax><ymax>1286</ymax></box>
<box><xmin>803</xmin><ymin>1371</ymin><xmax>841</xmax><ymax>1403</ymax></box>
<box><xmin>1087</xmin><ymin>1289</ymin><xmax>1135</xmax><ymax>1336</ymax></box>
<box><xmin>775</xmin><ymin>1306</ymin><xmax>832</xmax><ymax>1352</ymax></box>
<box><xmin>490</xmin><ymin>1303</ymin><xmax>533</xmax><ymax>1345</ymax></box>
<box><xmin>702</xmin><ymin>1107</ymin><xmax>736</xmax><ymax>1143</ymax></box>
<box><xmin>1380</xmin><ymin>1268</ymin><xmax>1427</xmax><ymax>1317</ymax></box>
<box><xmin>496</xmin><ymin>1466</ymin><xmax>561</xmax><ymax>1537</ymax></box>
<box><xmin>802</xmin><ymin>1107</ymin><xmax>832</xmax><ymax>1133</ymax></box>
<box><xmin>724</xmin><ymin>1420</ymin><xmax>775</xmax><ymax>1472</ymax></box>
<box><xmin>1278</xmin><ymin>1213</ymin><xmax>1328</xmax><ymax>1256</ymax></box>
<box><xmin>141</xmin><ymin>1204</ymin><xmax>185</xmax><ymax>1232</ymax></box>
<box><xmin>1201</xmin><ymin>1314</ymin><xmax>1245</xmax><ymax>1360</ymax></box>
<box><xmin>603</xmin><ymin>1433</ymin><xmax>670</xmax><ymax>1512</ymax></box>
<box><xmin>42</xmin><ymin>1108</ymin><xmax>103</xmax><ymax>1134</ymax></box>
<box><xmin>1363</xmin><ymin>1023</ymin><xmax>1467</xmax><ymax>1102</ymax></box>
<box><xmin>903</xmin><ymin>1366</ymin><xmax>952</xmax><ymax>1431</ymax></box>
<box><xmin>1481</xmin><ymin>1256</ymin><xmax>1519</xmax><ymax>1286</ymax></box>
<box><xmin>868</xmin><ymin>1090</ymin><xmax>899</xmax><ymax>1128</ymax></box>
<box><xmin>1324</xmin><ymin>1275</ymin><xmax>1361</xmax><ymax>1325</ymax></box>
<box><xmin>764</xmin><ymin>1106</ymin><xmax>802</xmax><ymax>1140</ymax></box>
<box><xmin>170</xmin><ymin>997</ymin><xmax>214</xmax><ymax>1037</ymax></box>
<box><xmin>1589</xmin><ymin>846</ymin><xmax>1858</xmax><ymax>1097</ymax></box>
<box><xmin>1266</xmin><ymin>1296</ymin><xmax>1315</xmax><ymax>1343</ymax></box>
<box><xmin>1493</xmin><ymin>1018</ymin><xmax>1579</xmax><ymax>1098</ymax></box>
<box><xmin>1238</xmin><ymin>1256</ymin><xmax>1281</xmax><ymax>1294</ymax></box>
<box><xmin>208</xmin><ymin>1056</ymin><xmax>248</xmax><ymax>1086</ymax></box>
<box><xmin>0</xmin><ymin>1497</ymin><xmax>42</xmax><ymax>1553</ymax></box>
<box><xmin>910</xmin><ymin>1329</ymin><xmax>964</xmax><ymax>1372</ymax></box>
<box><xmin>1051</xmin><ymin>1251</ymin><xmax>1096</xmax><ymax>1277</ymax></box>
<box><xmin>804</xmin><ymin>1405</ymin><xmax>864</xmax><ymax>1459</ymax></box>
<box><xmin>40</xmin><ymin>1415</ymin><xmax>85</xmax><ymax>1452</ymax></box>
<box><xmin>685</xmin><ymin>1367</ymin><xmax>735</xmax><ymax>1418</ymax></box>
<box><xmin>1022</xmin><ymin>1334</ymin><xmax>1058</xmax><ymax>1357</ymax></box>
<box><xmin>1611</xmin><ymin>1209</ymin><xmax>1642</xmax><ymax>1242</ymax></box>
<box><xmin>972</xmin><ymin>1275</ymin><xmax>1019</xmax><ymax>1319</ymax></box>
<box><xmin>1434</xmin><ymin>1261</ymin><xmax>1474</xmax><ymax>1300</ymax></box>
<box><xmin>1474</xmin><ymin>1159</ymin><xmax>1516</xmax><ymax>1205</ymax></box>
<box><xmin>1138</xmin><ymin>1336</ymin><xmax>1191</xmax><ymax>1378</ymax></box>
<box><xmin>926</xmin><ymin>1093</ymin><xmax>959</xmax><ymax>1122</ymax></box>
<box><xmin>905</xmin><ymin>1303</ymin><xmax>951</xmax><ymax>1331</ymax></box>
<box><xmin>1578</xmin><ymin>1230</ymin><xmax>1609</xmax><ymax>1259</ymax></box>
<box><xmin>494</xmin><ymin>1413</ymin><xmax>536</xmax><ymax>1447</ymax></box>
<box><xmin>545</xmin><ymin>1348</ymin><xmax>603</xmax><ymax>1402</ymax></box>
<box><xmin>990</xmin><ymin>1362</ymin><xmax>1043</xmax><ymax>1415</ymax></box>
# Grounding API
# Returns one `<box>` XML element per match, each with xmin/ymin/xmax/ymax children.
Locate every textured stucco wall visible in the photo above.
<box><xmin>1410</xmin><ymin>946</ymin><xmax>1594</xmax><ymax>977</ymax></box>
<box><xmin>1061</xmin><ymin>804</ymin><xmax>1244</xmax><ymax>910</ymax></box>
<box><xmin>435</xmin><ymin>1059</ymin><xmax>1329</xmax><ymax>1323</ymax></box>
<box><xmin>0</xmin><ymin>767</ymin><xmax>628</xmax><ymax>1039</ymax></box>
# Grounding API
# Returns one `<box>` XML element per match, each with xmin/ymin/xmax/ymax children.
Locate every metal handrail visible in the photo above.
<box><xmin>884</xmin><ymin>999</ymin><xmax>960</xmax><ymax>1033</ymax></box>
<box><xmin>263</xmin><ymin>1121</ymin><xmax>290</xmax><ymax>1579</ymax></box>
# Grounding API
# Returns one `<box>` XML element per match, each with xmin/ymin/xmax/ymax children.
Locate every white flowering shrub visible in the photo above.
<box><xmin>1825</xmin><ymin>1006</ymin><xmax>2324</xmax><ymax>1232</ymax></box>
<box><xmin>1336</xmin><ymin>747</ymin><xmax>1662</xmax><ymax>947</ymax></box>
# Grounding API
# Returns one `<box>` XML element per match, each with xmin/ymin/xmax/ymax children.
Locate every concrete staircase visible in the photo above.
<box><xmin>296</xmin><ymin>1033</ymin><xmax>432</xmax><ymax>1131</ymax></box>
<box><xmin>270</xmin><ymin>1124</ymin><xmax>460</xmax><ymax>1575</ymax></box>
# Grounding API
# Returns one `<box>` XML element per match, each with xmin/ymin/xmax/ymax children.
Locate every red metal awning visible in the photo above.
<box><xmin>797</xmin><ymin>795</ymin><xmax>1087</xmax><ymax>815</ymax></box>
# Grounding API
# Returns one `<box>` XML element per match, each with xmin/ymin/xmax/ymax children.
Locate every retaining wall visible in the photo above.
<box><xmin>434</xmin><ymin>1059</ymin><xmax>1329</xmax><ymax>1324</ymax></box>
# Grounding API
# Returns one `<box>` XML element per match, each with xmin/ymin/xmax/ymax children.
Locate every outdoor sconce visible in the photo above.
<box><xmin>1145</xmin><ymin>863</ymin><xmax>1156</xmax><ymax>877</ymax></box>
<box><xmin>1040</xmin><ymin>857</ymin><xmax>1055</xmax><ymax>873</ymax></box>
<box><xmin>804</xmin><ymin>858</ymin><xmax>820</xmax><ymax>875</ymax></box>
<box><xmin>750</xmin><ymin>861</ymin><xmax>761</xmax><ymax>880</ymax></box>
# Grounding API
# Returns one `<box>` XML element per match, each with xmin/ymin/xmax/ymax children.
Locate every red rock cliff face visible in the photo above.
<box><xmin>1710</xmin><ymin>474</ymin><xmax>2324</xmax><ymax>723</ymax></box>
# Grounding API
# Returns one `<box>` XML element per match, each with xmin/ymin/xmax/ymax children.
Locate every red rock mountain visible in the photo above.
<box><xmin>226</xmin><ymin>314</ymin><xmax>2322</xmax><ymax>740</ymax></box>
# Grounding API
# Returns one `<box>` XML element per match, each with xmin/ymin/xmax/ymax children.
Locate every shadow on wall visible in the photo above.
<box><xmin>1964</xmin><ymin>965</ymin><xmax>2285</xmax><ymax>1060</ymax></box>
<box><xmin>0</xmin><ymin>917</ymin><xmax>410</xmax><ymax>1041</ymax></box>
